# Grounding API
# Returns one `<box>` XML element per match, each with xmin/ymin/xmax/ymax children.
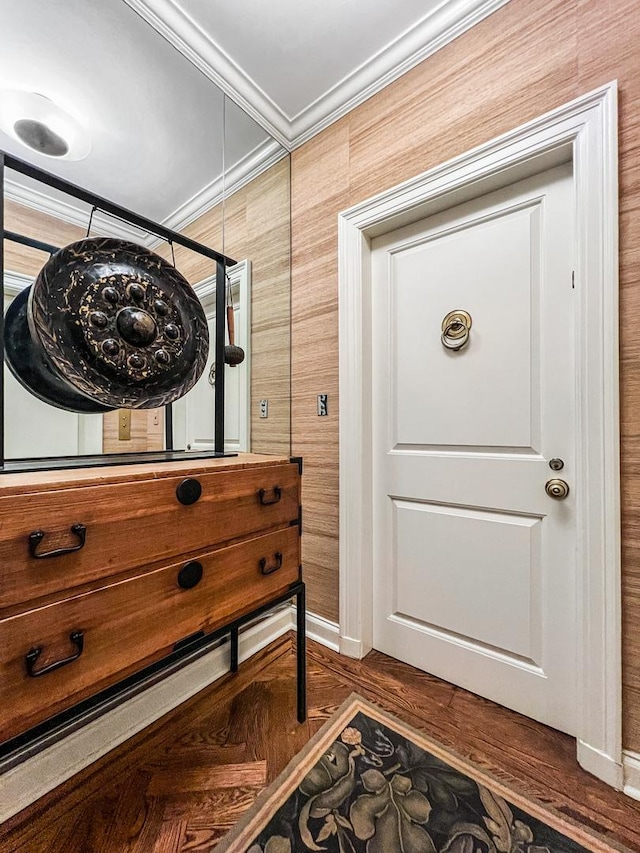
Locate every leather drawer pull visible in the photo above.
<box><xmin>176</xmin><ymin>478</ymin><xmax>202</xmax><ymax>505</ymax></box>
<box><xmin>177</xmin><ymin>560</ymin><xmax>203</xmax><ymax>589</ymax></box>
<box><xmin>28</xmin><ymin>523</ymin><xmax>87</xmax><ymax>559</ymax></box>
<box><xmin>258</xmin><ymin>486</ymin><xmax>281</xmax><ymax>506</ymax></box>
<box><xmin>259</xmin><ymin>552</ymin><xmax>283</xmax><ymax>575</ymax></box>
<box><xmin>25</xmin><ymin>630</ymin><xmax>84</xmax><ymax>678</ymax></box>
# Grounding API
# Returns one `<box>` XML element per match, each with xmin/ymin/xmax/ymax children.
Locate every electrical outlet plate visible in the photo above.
<box><xmin>118</xmin><ymin>409</ymin><xmax>131</xmax><ymax>440</ymax></box>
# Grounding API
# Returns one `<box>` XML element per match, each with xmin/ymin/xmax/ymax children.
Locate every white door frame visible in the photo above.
<box><xmin>338</xmin><ymin>83</ymin><xmax>621</xmax><ymax>786</ymax></box>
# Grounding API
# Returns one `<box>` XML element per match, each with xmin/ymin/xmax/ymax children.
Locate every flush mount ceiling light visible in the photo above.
<box><xmin>0</xmin><ymin>91</ymin><xmax>91</xmax><ymax>160</ymax></box>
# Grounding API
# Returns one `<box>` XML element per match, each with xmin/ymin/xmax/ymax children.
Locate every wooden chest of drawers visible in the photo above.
<box><xmin>0</xmin><ymin>454</ymin><xmax>302</xmax><ymax>746</ymax></box>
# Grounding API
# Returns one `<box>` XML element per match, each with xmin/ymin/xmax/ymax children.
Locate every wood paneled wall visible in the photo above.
<box><xmin>170</xmin><ymin>157</ymin><xmax>291</xmax><ymax>457</ymax></box>
<box><xmin>290</xmin><ymin>0</ymin><xmax>640</xmax><ymax>749</ymax></box>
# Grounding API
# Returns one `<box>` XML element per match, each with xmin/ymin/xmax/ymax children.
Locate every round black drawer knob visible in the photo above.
<box><xmin>176</xmin><ymin>478</ymin><xmax>202</xmax><ymax>505</ymax></box>
<box><xmin>178</xmin><ymin>560</ymin><xmax>203</xmax><ymax>589</ymax></box>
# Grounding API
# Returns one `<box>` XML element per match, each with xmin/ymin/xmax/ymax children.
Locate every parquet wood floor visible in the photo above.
<box><xmin>3</xmin><ymin>635</ymin><xmax>640</xmax><ymax>851</ymax></box>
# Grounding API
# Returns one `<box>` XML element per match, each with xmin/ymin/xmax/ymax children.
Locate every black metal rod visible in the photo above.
<box><xmin>214</xmin><ymin>259</ymin><xmax>226</xmax><ymax>454</ymax></box>
<box><xmin>230</xmin><ymin>626</ymin><xmax>239</xmax><ymax>673</ymax></box>
<box><xmin>0</xmin><ymin>152</ymin><xmax>5</xmax><ymax>469</ymax></box>
<box><xmin>296</xmin><ymin>582</ymin><xmax>307</xmax><ymax>723</ymax></box>
<box><xmin>164</xmin><ymin>404</ymin><xmax>173</xmax><ymax>451</ymax></box>
<box><xmin>3</xmin><ymin>152</ymin><xmax>236</xmax><ymax>267</ymax></box>
<box><xmin>3</xmin><ymin>230</ymin><xmax>60</xmax><ymax>256</ymax></box>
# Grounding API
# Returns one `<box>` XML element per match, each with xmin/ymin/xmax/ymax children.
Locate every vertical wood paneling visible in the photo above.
<box><xmin>291</xmin><ymin>0</ymin><xmax>640</xmax><ymax>750</ymax></box>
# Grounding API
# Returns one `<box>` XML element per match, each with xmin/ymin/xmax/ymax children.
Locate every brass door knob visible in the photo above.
<box><xmin>545</xmin><ymin>478</ymin><xmax>570</xmax><ymax>500</ymax></box>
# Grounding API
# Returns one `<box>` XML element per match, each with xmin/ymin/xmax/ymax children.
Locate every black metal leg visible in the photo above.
<box><xmin>296</xmin><ymin>583</ymin><xmax>307</xmax><ymax>723</ymax></box>
<box><xmin>230</xmin><ymin>626</ymin><xmax>239</xmax><ymax>673</ymax></box>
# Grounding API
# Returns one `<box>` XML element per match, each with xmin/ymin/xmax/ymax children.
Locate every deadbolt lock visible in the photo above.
<box><xmin>549</xmin><ymin>458</ymin><xmax>564</xmax><ymax>471</ymax></box>
<box><xmin>545</xmin><ymin>478</ymin><xmax>570</xmax><ymax>500</ymax></box>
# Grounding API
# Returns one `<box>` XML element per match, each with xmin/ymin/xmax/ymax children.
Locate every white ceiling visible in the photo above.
<box><xmin>1</xmin><ymin>0</ymin><xmax>509</xmax><ymax>240</ymax></box>
<box><xmin>124</xmin><ymin>0</ymin><xmax>510</xmax><ymax>148</ymax></box>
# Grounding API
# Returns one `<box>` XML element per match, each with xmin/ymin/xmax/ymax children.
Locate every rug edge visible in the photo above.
<box><xmin>213</xmin><ymin>693</ymin><xmax>368</xmax><ymax>852</ymax></box>
<box><xmin>213</xmin><ymin>692</ymin><xmax>634</xmax><ymax>853</ymax></box>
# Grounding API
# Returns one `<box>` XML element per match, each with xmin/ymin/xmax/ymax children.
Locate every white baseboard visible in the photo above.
<box><xmin>0</xmin><ymin>608</ymin><xmax>292</xmax><ymax>824</ymax></box>
<box><xmin>339</xmin><ymin>635</ymin><xmax>368</xmax><ymax>659</ymax></box>
<box><xmin>623</xmin><ymin>750</ymin><xmax>640</xmax><ymax>800</ymax></box>
<box><xmin>298</xmin><ymin>609</ymin><xmax>340</xmax><ymax>652</ymax></box>
<box><xmin>577</xmin><ymin>739</ymin><xmax>624</xmax><ymax>790</ymax></box>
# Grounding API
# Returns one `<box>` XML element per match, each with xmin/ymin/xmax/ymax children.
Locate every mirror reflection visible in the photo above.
<box><xmin>1</xmin><ymin>0</ymin><xmax>291</xmax><ymax>464</ymax></box>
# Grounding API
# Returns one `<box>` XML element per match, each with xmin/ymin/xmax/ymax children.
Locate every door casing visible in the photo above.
<box><xmin>338</xmin><ymin>83</ymin><xmax>620</xmax><ymax>786</ymax></box>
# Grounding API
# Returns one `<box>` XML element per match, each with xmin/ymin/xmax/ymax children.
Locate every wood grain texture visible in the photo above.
<box><xmin>0</xmin><ymin>460</ymin><xmax>299</xmax><ymax>611</ymax></box>
<box><xmin>0</xmin><ymin>527</ymin><xmax>300</xmax><ymax>742</ymax></box>
<box><xmin>290</xmin><ymin>0</ymin><xmax>640</xmax><ymax>749</ymax></box>
<box><xmin>3</xmin><ymin>636</ymin><xmax>640</xmax><ymax>852</ymax></box>
<box><xmin>170</xmin><ymin>158</ymin><xmax>291</xmax><ymax>457</ymax></box>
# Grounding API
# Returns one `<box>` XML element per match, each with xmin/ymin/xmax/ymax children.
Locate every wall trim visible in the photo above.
<box><xmin>288</xmin><ymin>0</ymin><xmax>512</xmax><ymax>149</ymax></box>
<box><xmin>3</xmin><ymin>270</ymin><xmax>32</xmax><ymax>297</ymax></box>
<box><xmin>122</xmin><ymin>0</ymin><xmax>291</xmax><ymax>149</ymax></box>
<box><xmin>298</xmin><ymin>609</ymin><xmax>340</xmax><ymax>652</ymax></box>
<box><xmin>121</xmin><ymin>0</ymin><xmax>511</xmax><ymax>150</ymax></box>
<box><xmin>338</xmin><ymin>82</ymin><xmax>621</xmax><ymax>786</ymax></box>
<box><xmin>4</xmin><ymin>177</ymin><xmax>152</xmax><ymax>246</ymax></box>
<box><xmin>5</xmin><ymin>140</ymin><xmax>286</xmax><ymax>252</ymax></box>
<box><xmin>623</xmin><ymin>750</ymin><xmax>640</xmax><ymax>801</ymax></box>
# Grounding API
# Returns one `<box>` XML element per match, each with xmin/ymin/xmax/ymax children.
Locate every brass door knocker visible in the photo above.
<box><xmin>441</xmin><ymin>310</ymin><xmax>472</xmax><ymax>352</ymax></box>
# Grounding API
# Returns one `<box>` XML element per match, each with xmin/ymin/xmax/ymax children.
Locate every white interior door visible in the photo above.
<box><xmin>371</xmin><ymin>163</ymin><xmax>577</xmax><ymax>734</ymax></box>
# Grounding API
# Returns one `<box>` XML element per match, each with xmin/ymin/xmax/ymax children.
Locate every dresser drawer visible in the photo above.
<box><xmin>0</xmin><ymin>525</ymin><xmax>300</xmax><ymax>742</ymax></box>
<box><xmin>0</xmin><ymin>461</ymin><xmax>299</xmax><ymax>610</ymax></box>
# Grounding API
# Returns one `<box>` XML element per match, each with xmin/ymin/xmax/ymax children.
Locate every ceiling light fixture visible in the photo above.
<box><xmin>0</xmin><ymin>91</ymin><xmax>91</xmax><ymax>161</ymax></box>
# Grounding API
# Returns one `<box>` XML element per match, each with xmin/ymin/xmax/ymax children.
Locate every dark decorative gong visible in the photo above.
<box><xmin>5</xmin><ymin>237</ymin><xmax>209</xmax><ymax>411</ymax></box>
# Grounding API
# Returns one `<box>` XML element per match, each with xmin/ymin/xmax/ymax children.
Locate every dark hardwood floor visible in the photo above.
<box><xmin>2</xmin><ymin>635</ymin><xmax>640</xmax><ymax>852</ymax></box>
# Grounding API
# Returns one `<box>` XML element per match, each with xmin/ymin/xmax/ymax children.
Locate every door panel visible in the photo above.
<box><xmin>393</xmin><ymin>205</ymin><xmax>540</xmax><ymax>449</ymax></box>
<box><xmin>372</xmin><ymin>163</ymin><xmax>576</xmax><ymax>734</ymax></box>
<box><xmin>392</xmin><ymin>500</ymin><xmax>541</xmax><ymax>661</ymax></box>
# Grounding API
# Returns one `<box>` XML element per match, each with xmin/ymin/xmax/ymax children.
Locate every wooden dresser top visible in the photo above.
<box><xmin>0</xmin><ymin>453</ymin><xmax>292</xmax><ymax>496</ymax></box>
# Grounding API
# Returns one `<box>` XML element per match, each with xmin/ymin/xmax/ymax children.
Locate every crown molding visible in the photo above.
<box><xmin>122</xmin><ymin>0</ymin><xmax>511</xmax><ymax>149</ymax></box>
<box><xmin>288</xmin><ymin>0</ymin><xmax>512</xmax><ymax>148</ymax></box>
<box><xmin>122</xmin><ymin>0</ymin><xmax>291</xmax><ymax>150</ymax></box>
<box><xmin>5</xmin><ymin>138</ymin><xmax>285</xmax><ymax>254</ymax></box>
<box><xmin>4</xmin><ymin>178</ymin><xmax>154</xmax><ymax>246</ymax></box>
<box><xmin>161</xmin><ymin>138</ymin><xmax>286</xmax><ymax>235</ymax></box>
<box><xmin>3</xmin><ymin>270</ymin><xmax>33</xmax><ymax>297</ymax></box>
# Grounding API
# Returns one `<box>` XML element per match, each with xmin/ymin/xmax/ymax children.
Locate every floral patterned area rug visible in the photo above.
<box><xmin>214</xmin><ymin>694</ymin><xmax>630</xmax><ymax>853</ymax></box>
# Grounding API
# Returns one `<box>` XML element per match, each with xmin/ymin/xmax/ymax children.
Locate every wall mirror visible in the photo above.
<box><xmin>1</xmin><ymin>0</ymin><xmax>291</xmax><ymax>467</ymax></box>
